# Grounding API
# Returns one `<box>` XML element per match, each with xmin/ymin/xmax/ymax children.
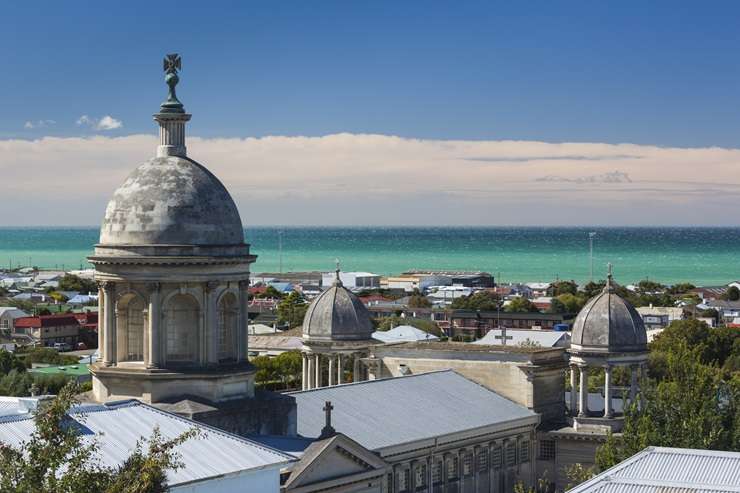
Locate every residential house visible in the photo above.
<box><xmin>13</xmin><ymin>313</ymin><xmax>81</xmax><ymax>346</ymax></box>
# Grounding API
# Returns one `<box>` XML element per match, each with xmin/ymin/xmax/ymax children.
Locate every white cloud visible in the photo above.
<box><xmin>76</xmin><ymin>115</ymin><xmax>123</xmax><ymax>131</ymax></box>
<box><xmin>1</xmin><ymin>133</ymin><xmax>740</xmax><ymax>226</ymax></box>
<box><xmin>23</xmin><ymin>119</ymin><xmax>56</xmax><ymax>129</ymax></box>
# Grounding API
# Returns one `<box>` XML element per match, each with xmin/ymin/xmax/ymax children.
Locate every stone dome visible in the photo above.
<box><xmin>302</xmin><ymin>274</ymin><xmax>374</xmax><ymax>342</ymax></box>
<box><xmin>571</xmin><ymin>278</ymin><xmax>647</xmax><ymax>354</ymax></box>
<box><xmin>99</xmin><ymin>156</ymin><xmax>245</xmax><ymax>247</ymax></box>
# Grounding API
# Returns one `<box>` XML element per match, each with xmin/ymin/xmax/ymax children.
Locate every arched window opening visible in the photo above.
<box><xmin>165</xmin><ymin>294</ymin><xmax>199</xmax><ymax>364</ymax></box>
<box><xmin>218</xmin><ymin>293</ymin><xmax>238</xmax><ymax>361</ymax></box>
<box><xmin>117</xmin><ymin>293</ymin><xmax>146</xmax><ymax>362</ymax></box>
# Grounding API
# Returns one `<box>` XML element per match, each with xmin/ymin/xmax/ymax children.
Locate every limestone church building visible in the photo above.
<box><xmin>86</xmin><ymin>56</ymin><xmax>649</xmax><ymax>493</ymax></box>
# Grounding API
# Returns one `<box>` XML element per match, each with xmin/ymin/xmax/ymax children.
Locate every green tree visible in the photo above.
<box><xmin>58</xmin><ymin>275</ymin><xmax>96</xmax><ymax>294</ymax></box>
<box><xmin>666</xmin><ymin>283</ymin><xmax>696</xmax><ymax>295</ymax></box>
<box><xmin>635</xmin><ymin>279</ymin><xmax>665</xmax><ymax>295</ymax></box>
<box><xmin>375</xmin><ymin>316</ymin><xmax>442</xmax><ymax>336</ymax></box>
<box><xmin>549</xmin><ymin>293</ymin><xmax>586</xmax><ymax>314</ymax></box>
<box><xmin>450</xmin><ymin>291</ymin><xmax>500</xmax><ymax>311</ymax></box>
<box><xmin>407</xmin><ymin>294</ymin><xmax>431</xmax><ymax>308</ymax></box>
<box><xmin>276</xmin><ymin>292</ymin><xmax>308</xmax><ymax>328</ymax></box>
<box><xmin>22</xmin><ymin>348</ymin><xmax>79</xmax><ymax>368</ymax></box>
<box><xmin>580</xmin><ymin>281</ymin><xmax>606</xmax><ymax>299</ymax></box>
<box><xmin>0</xmin><ymin>382</ymin><xmax>197</xmax><ymax>493</ymax></box>
<box><xmin>548</xmin><ymin>280</ymin><xmax>578</xmax><ymax>297</ymax></box>
<box><xmin>724</xmin><ymin>286</ymin><xmax>740</xmax><ymax>301</ymax></box>
<box><xmin>505</xmin><ymin>297</ymin><xmax>540</xmax><ymax>313</ymax></box>
<box><xmin>0</xmin><ymin>350</ymin><xmax>26</xmax><ymax>375</ymax></box>
<box><xmin>596</xmin><ymin>341</ymin><xmax>738</xmax><ymax>470</ymax></box>
<box><xmin>257</xmin><ymin>285</ymin><xmax>284</xmax><ymax>299</ymax></box>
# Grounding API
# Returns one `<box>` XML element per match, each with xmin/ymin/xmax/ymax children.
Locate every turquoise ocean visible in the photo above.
<box><xmin>0</xmin><ymin>227</ymin><xmax>739</xmax><ymax>286</ymax></box>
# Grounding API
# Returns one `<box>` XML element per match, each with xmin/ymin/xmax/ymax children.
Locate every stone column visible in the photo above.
<box><xmin>97</xmin><ymin>284</ymin><xmax>105</xmax><ymax>358</ymax></box>
<box><xmin>146</xmin><ymin>283</ymin><xmax>161</xmax><ymax>369</ymax></box>
<box><xmin>603</xmin><ymin>364</ymin><xmax>613</xmax><ymax>418</ymax></box>
<box><xmin>353</xmin><ymin>354</ymin><xmax>361</xmax><ymax>383</ymax></box>
<box><xmin>306</xmin><ymin>353</ymin><xmax>314</xmax><ymax>390</ymax></box>
<box><xmin>237</xmin><ymin>281</ymin><xmax>249</xmax><ymax>362</ymax></box>
<box><xmin>314</xmin><ymin>353</ymin><xmax>321</xmax><ymax>388</ymax></box>
<box><xmin>301</xmin><ymin>353</ymin><xmax>308</xmax><ymax>391</ymax></box>
<box><xmin>640</xmin><ymin>363</ymin><xmax>648</xmax><ymax>409</ymax></box>
<box><xmin>205</xmin><ymin>282</ymin><xmax>219</xmax><ymax>366</ymax></box>
<box><xmin>102</xmin><ymin>282</ymin><xmax>117</xmax><ymax>366</ymax></box>
<box><xmin>328</xmin><ymin>355</ymin><xmax>335</xmax><ymax>386</ymax></box>
<box><xmin>569</xmin><ymin>365</ymin><xmax>578</xmax><ymax>416</ymax></box>
<box><xmin>629</xmin><ymin>364</ymin><xmax>638</xmax><ymax>403</ymax></box>
<box><xmin>337</xmin><ymin>354</ymin><xmax>343</xmax><ymax>384</ymax></box>
<box><xmin>578</xmin><ymin>365</ymin><xmax>588</xmax><ymax>417</ymax></box>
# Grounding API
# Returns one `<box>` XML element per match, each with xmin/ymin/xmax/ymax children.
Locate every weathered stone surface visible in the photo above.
<box><xmin>571</xmin><ymin>285</ymin><xmax>647</xmax><ymax>353</ymax></box>
<box><xmin>302</xmin><ymin>282</ymin><xmax>374</xmax><ymax>342</ymax></box>
<box><xmin>99</xmin><ymin>156</ymin><xmax>244</xmax><ymax>247</ymax></box>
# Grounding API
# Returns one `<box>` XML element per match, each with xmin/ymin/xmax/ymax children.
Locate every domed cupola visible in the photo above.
<box><xmin>571</xmin><ymin>268</ymin><xmax>647</xmax><ymax>354</ymax></box>
<box><xmin>567</xmin><ymin>264</ymin><xmax>649</xmax><ymax>432</ymax></box>
<box><xmin>302</xmin><ymin>268</ymin><xmax>374</xmax><ymax>342</ymax></box>
<box><xmin>88</xmin><ymin>54</ymin><xmax>256</xmax><ymax>406</ymax></box>
<box><xmin>299</xmin><ymin>265</ymin><xmax>377</xmax><ymax>391</ymax></box>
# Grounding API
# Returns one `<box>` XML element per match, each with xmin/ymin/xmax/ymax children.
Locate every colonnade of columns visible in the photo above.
<box><xmin>302</xmin><ymin>352</ymin><xmax>364</xmax><ymax>390</ymax></box>
<box><xmin>569</xmin><ymin>362</ymin><xmax>645</xmax><ymax>419</ymax></box>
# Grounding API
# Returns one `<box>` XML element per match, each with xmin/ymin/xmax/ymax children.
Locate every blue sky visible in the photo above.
<box><xmin>4</xmin><ymin>1</ymin><xmax>740</xmax><ymax>227</ymax></box>
<box><xmin>4</xmin><ymin>1</ymin><xmax>740</xmax><ymax>146</ymax></box>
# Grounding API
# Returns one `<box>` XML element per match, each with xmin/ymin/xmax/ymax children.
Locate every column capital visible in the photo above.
<box><xmin>100</xmin><ymin>280</ymin><xmax>116</xmax><ymax>293</ymax></box>
<box><xmin>205</xmin><ymin>281</ymin><xmax>219</xmax><ymax>293</ymax></box>
<box><xmin>145</xmin><ymin>282</ymin><xmax>161</xmax><ymax>294</ymax></box>
<box><xmin>238</xmin><ymin>279</ymin><xmax>249</xmax><ymax>290</ymax></box>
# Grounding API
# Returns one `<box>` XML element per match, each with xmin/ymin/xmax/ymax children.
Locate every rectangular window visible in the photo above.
<box><xmin>447</xmin><ymin>456</ymin><xmax>459</xmax><ymax>480</ymax></box>
<box><xmin>463</xmin><ymin>452</ymin><xmax>473</xmax><ymax>476</ymax></box>
<box><xmin>415</xmin><ymin>464</ymin><xmax>427</xmax><ymax>487</ymax></box>
<box><xmin>505</xmin><ymin>442</ymin><xmax>517</xmax><ymax>467</ymax></box>
<box><xmin>491</xmin><ymin>445</ymin><xmax>502</xmax><ymax>470</ymax></box>
<box><xmin>432</xmin><ymin>462</ymin><xmax>442</xmax><ymax>485</ymax></box>
<box><xmin>520</xmin><ymin>440</ymin><xmax>530</xmax><ymax>464</ymax></box>
<box><xmin>477</xmin><ymin>449</ymin><xmax>488</xmax><ymax>472</ymax></box>
<box><xmin>539</xmin><ymin>440</ymin><xmax>556</xmax><ymax>460</ymax></box>
<box><xmin>397</xmin><ymin>468</ymin><xmax>410</xmax><ymax>492</ymax></box>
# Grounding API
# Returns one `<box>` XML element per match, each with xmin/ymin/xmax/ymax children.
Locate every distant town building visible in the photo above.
<box><xmin>0</xmin><ymin>307</ymin><xmax>29</xmax><ymax>333</ymax></box>
<box><xmin>635</xmin><ymin>305</ymin><xmax>684</xmax><ymax>329</ymax></box>
<box><xmin>320</xmin><ymin>271</ymin><xmax>380</xmax><ymax>290</ymax></box>
<box><xmin>13</xmin><ymin>313</ymin><xmax>81</xmax><ymax>346</ymax></box>
<box><xmin>449</xmin><ymin>310</ymin><xmax>569</xmax><ymax>338</ymax></box>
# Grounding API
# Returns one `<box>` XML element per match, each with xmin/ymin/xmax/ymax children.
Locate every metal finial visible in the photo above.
<box><xmin>605</xmin><ymin>262</ymin><xmax>614</xmax><ymax>292</ymax></box>
<box><xmin>333</xmin><ymin>258</ymin><xmax>343</xmax><ymax>286</ymax></box>
<box><xmin>160</xmin><ymin>53</ymin><xmax>184</xmax><ymax>113</ymax></box>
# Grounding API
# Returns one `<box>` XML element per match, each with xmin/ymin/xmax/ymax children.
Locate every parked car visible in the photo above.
<box><xmin>76</xmin><ymin>342</ymin><xmax>87</xmax><ymax>350</ymax></box>
<box><xmin>53</xmin><ymin>342</ymin><xmax>72</xmax><ymax>352</ymax></box>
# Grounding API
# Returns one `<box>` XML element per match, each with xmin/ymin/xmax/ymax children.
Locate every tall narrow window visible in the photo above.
<box><xmin>165</xmin><ymin>294</ymin><xmax>199</xmax><ymax>364</ymax></box>
<box><xmin>117</xmin><ymin>293</ymin><xmax>145</xmax><ymax>362</ymax></box>
<box><xmin>218</xmin><ymin>293</ymin><xmax>238</xmax><ymax>361</ymax></box>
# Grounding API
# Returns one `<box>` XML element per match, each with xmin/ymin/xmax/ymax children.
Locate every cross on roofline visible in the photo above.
<box><xmin>319</xmin><ymin>400</ymin><xmax>336</xmax><ymax>439</ymax></box>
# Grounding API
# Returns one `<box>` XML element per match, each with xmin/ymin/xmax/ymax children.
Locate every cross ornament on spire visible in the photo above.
<box><xmin>160</xmin><ymin>53</ymin><xmax>184</xmax><ymax>113</ymax></box>
<box><xmin>319</xmin><ymin>401</ymin><xmax>336</xmax><ymax>439</ymax></box>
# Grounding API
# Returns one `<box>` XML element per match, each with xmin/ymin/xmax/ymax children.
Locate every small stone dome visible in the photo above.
<box><xmin>302</xmin><ymin>273</ymin><xmax>374</xmax><ymax>342</ymax></box>
<box><xmin>571</xmin><ymin>277</ymin><xmax>647</xmax><ymax>354</ymax></box>
<box><xmin>99</xmin><ymin>156</ymin><xmax>244</xmax><ymax>247</ymax></box>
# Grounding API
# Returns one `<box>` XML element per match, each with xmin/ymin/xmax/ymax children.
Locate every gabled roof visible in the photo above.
<box><xmin>567</xmin><ymin>446</ymin><xmax>740</xmax><ymax>493</ymax></box>
<box><xmin>289</xmin><ymin>370</ymin><xmax>538</xmax><ymax>451</ymax></box>
<box><xmin>473</xmin><ymin>329</ymin><xmax>569</xmax><ymax>348</ymax></box>
<box><xmin>283</xmin><ymin>433</ymin><xmax>387</xmax><ymax>490</ymax></box>
<box><xmin>0</xmin><ymin>399</ymin><xmax>293</xmax><ymax>487</ymax></box>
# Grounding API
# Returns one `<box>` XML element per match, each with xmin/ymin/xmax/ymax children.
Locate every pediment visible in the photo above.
<box><xmin>285</xmin><ymin>433</ymin><xmax>387</xmax><ymax>489</ymax></box>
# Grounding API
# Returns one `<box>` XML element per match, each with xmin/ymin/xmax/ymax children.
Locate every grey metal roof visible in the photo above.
<box><xmin>567</xmin><ymin>447</ymin><xmax>740</xmax><ymax>493</ymax></box>
<box><xmin>302</xmin><ymin>274</ymin><xmax>374</xmax><ymax>342</ymax></box>
<box><xmin>289</xmin><ymin>370</ymin><xmax>538</xmax><ymax>451</ymax></box>
<box><xmin>571</xmin><ymin>279</ymin><xmax>647</xmax><ymax>354</ymax></box>
<box><xmin>99</xmin><ymin>156</ymin><xmax>245</xmax><ymax>248</ymax></box>
<box><xmin>473</xmin><ymin>329</ymin><xmax>569</xmax><ymax>348</ymax></box>
<box><xmin>0</xmin><ymin>399</ymin><xmax>292</xmax><ymax>487</ymax></box>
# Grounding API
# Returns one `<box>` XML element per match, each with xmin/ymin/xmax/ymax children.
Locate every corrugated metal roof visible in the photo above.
<box><xmin>0</xmin><ymin>400</ymin><xmax>293</xmax><ymax>486</ymax></box>
<box><xmin>289</xmin><ymin>370</ymin><xmax>537</xmax><ymax>451</ymax></box>
<box><xmin>473</xmin><ymin>329</ymin><xmax>569</xmax><ymax>348</ymax></box>
<box><xmin>567</xmin><ymin>447</ymin><xmax>740</xmax><ymax>493</ymax></box>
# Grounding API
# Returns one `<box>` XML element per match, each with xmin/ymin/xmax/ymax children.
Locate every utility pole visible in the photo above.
<box><xmin>588</xmin><ymin>232</ymin><xmax>597</xmax><ymax>282</ymax></box>
<box><xmin>278</xmin><ymin>229</ymin><xmax>283</xmax><ymax>274</ymax></box>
